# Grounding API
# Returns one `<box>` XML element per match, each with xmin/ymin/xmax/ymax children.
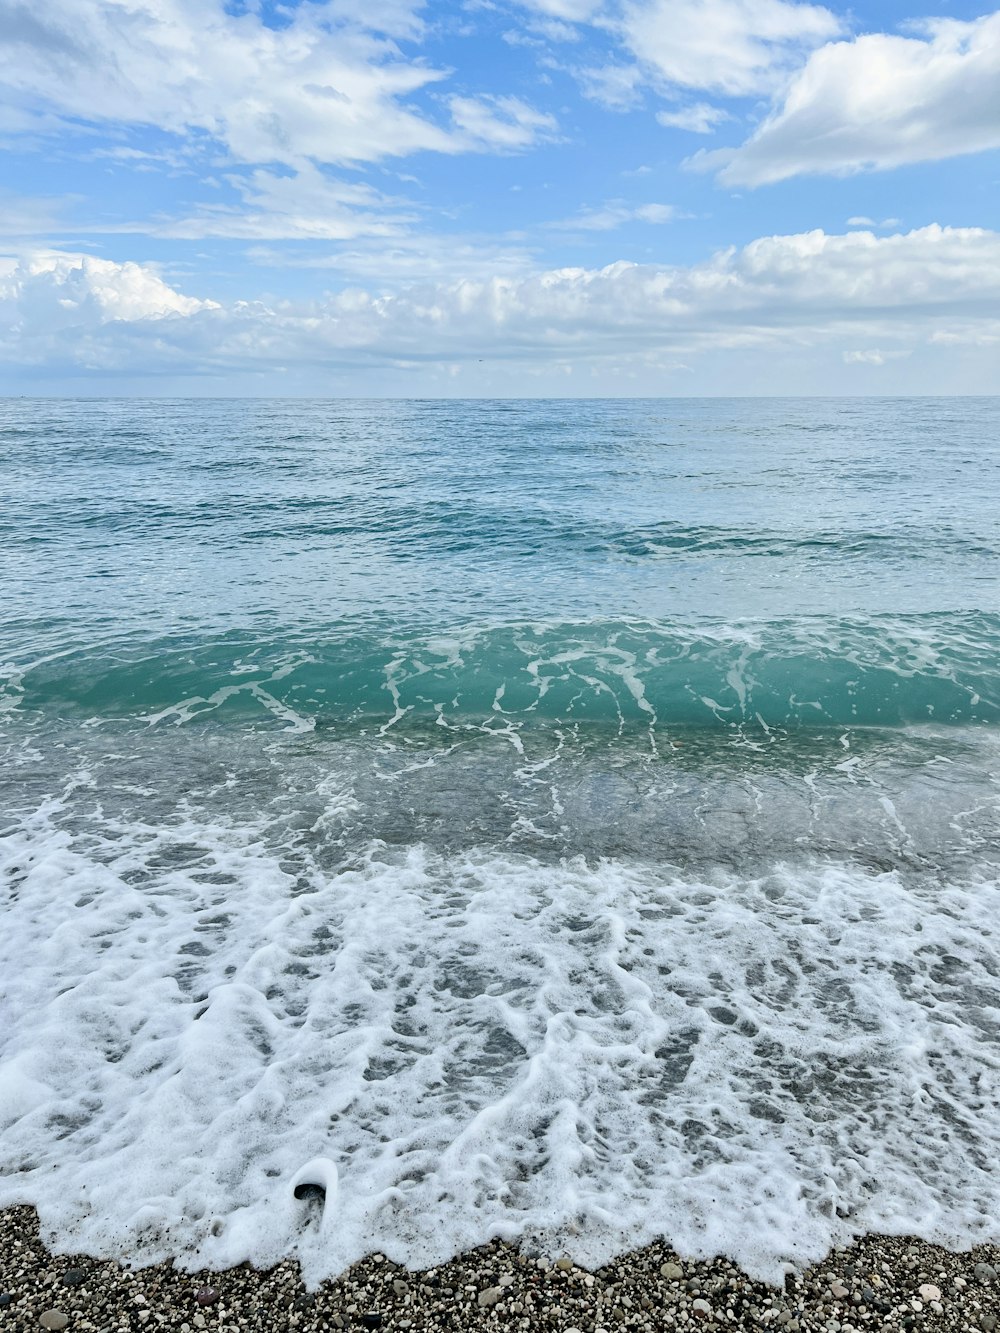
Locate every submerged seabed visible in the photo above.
<box><xmin>1</xmin><ymin>399</ymin><xmax>1000</xmax><ymax>1286</ymax></box>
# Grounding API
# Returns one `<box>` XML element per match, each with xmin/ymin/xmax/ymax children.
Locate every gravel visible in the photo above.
<box><xmin>1</xmin><ymin>1205</ymin><xmax>998</xmax><ymax>1332</ymax></box>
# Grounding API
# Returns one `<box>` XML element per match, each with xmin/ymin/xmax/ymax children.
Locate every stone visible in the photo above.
<box><xmin>556</xmin><ymin>1256</ymin><xmax>574</xmax><ymax>1271</ymax></box>
<box><xmin>392</xmin><ymin>1279</ymin><xmax>409</xmax><ymax>1297</ymax></box>
<box><xmin>478</xmin><ymin>1286</ymin><xmax>502</xmax><ymax>1308</ymax></box>
<box><xmin>0</xmin><ymin>1294</ymin><xmax>12</xmax><ymax>1308</ymax></box>
<box><xmin>975</xmin><ymin>1262</ymin><xmax>998</xmax><ymax>1282</ymax></box>
<box><xmin>830</xmin><ymin>1283</ymin><xmax>849</xmax><ymax>1300</ymax></box>
<box><xmin>660</xmin><ymin>1263</ymin><xmax>684</xmax><ymax>1281</ymax></box>
<box><xmin>361</xmin><ymin>1314</ymin><xmax>382</xmax><ymax>1330</ymax></box>
<box><xmin>692</xmin><ymin>1298</ymin><xmax>713</xmax><ymax>1320</ymax></box>
<box><xmin>194</xmin><ymin>1288</ymin><xmax>219</xmax><ymax>1307</ymax></box>
<box><xmin>40</xmin><ymin>1313</ymin><xmax>69</xmax><ymax>1332</ymax></box>
<box><xmin>61</xmin><ymin>1269</ymin><xmax>87</xmax><ymax>1288</ymax></box>
<box><xmin>918</xmin><ymin>1283</ymin><xmax>941</xmax><ymax>1302</ymax></box>
<box><xmin>981</xmin><ymin>1317</ymin><xmax>998</xmax><ymax>1333</ymax></box>
<box><xmin>499</xmin><ymin>1274</ymin><xmax>515</xmax><ymax>1288</ymax></box>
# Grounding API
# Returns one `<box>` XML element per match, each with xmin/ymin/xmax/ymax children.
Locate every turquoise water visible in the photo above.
<box><xmin>2</xmin><ymin>398</ymin><xmax>1000</xmax><ymax>1281</ymax></box>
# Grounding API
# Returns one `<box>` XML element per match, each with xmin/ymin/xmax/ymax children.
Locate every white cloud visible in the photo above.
<box><xmin>0</xmin><ymin>0</ymin><xmax>555</xmax><ymax>169</ymax></box>
<box><xmin>245</xmin><ymin>235</ymin><xmax>539</xmax><ymax>284</ymax></box>
<box><xmin>548</xmin><ymin>200</ymin><xmax>681</xmax><ymax>229</ymax></box>
<box><xmin>446</xmin><ymin>95</ymin><xmax>558</xmax><ymax>150</ymax></box>
<box><xmin>5</xmin><ymin>226</ymin><xmax>1000</xmax><ymax>379</ymax></box>
<box><xmin>515</xmin><ymin>0</ymin><xmax>604</xmax><ymax>20</ymax></box>
<box><xmin>619</xmin><ymin>0</ymin><xmax>842</xmax><ymax>97</ymax></box>
<box><xmin>657</xmin><ymin>103</ymin><xmax>731</xmax><ymax>133</ymax></box>
<box><xmin>154</xmin><ymin>166</ymin><xmax>413</xmax><ymax>242</ymax></box>
<box><xmin>847</xmin><ymin>216</ymin><xmax>901</xmax><ymax>230</ymax></box>
<box><xmin>842</xmin><ymin>348</ymin><xmax>910</xmax><ymax>366</ymax></box>
<box><xmin>575</xmin><ymin>62</ymin><xmax>645</xmax><ymax>110</ymax></box>
<box><xmin>0</xmin><ymin>0</ymin><xmax>454</xmax><ymax>166</ymax></box>
<box><xmin>702</xmin><ymin>11</ymin><xmax>1000</xmax><ymax>185</ymax></box>
<box><xmin>0</xmin><ymin>252</ymin><xmax>216</xmax><ymax>346</ymax></box>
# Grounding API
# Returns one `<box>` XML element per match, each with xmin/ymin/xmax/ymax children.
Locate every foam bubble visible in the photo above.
<box><xmin>2</xmin><ymin>802</ymin><xmax>1000</xmax><ymax>1285</ymax></box>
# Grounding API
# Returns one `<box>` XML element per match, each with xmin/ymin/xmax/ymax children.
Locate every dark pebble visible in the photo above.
<box><xmin>362</xmin><ymin>1312</ymin><xmax>383</xmax><ymax>1328</ymax></box>
<box><xmin>294</xmin><ymin>1183</ymin><xmax>326</xmax><ymax>1202</ymax></box>
<box><xmin>0</xmin><ymin>1293</ymin><xmax>11</xmax><ymax>1308</ymax></box>
<box><xmin>293</xmin><ymin>1294</ymin><xmax>314</xmax><ymax>1310</ymax></box>
<box><xmin>61</xmin><ymin>1268</ymin><xmax>88</xmax><ymax>1287</ymax></box>
<box><xmin>195</xmin><ymin>1287</ymin><xmax>219</xmax><ymax>1306</ymax></box>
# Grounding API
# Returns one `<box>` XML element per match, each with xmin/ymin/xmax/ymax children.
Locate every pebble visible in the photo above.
<box><xmin>61</xmin><ymin>1268</ymin><xmax>88</xmax><ymax>1287</ymax></box>
<box><xmin>3</xmin><ymin>1204</ymin><xmax>1000</xmax><ymax>1333</ymax></box>
<box><xmin>194</xmin><ymin>1287</ymin><xmax>219</xmax><ymax>1307</ymax></box>
<box><xmin>40</xmin><ymin>1313</ymin><xmax>69</xmax><ymax>1331</ymax></box>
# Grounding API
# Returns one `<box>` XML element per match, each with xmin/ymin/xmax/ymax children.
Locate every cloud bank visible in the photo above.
<box><xmin>4</xmin><ymin>226</ymin><xmax>998</xmax><ymax>380</ymax></box>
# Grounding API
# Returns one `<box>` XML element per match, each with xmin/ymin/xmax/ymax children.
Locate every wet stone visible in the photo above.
<box><xmin>61</xmin><ymin>1268</ymin><xmax>87</xmax><ymax>1288</ymax></box>
<box><xmin>361</xmin><ymin>1313</ymin><xmax>382</xmax><ymax>1329</ymax></box>
<box><xmin>194</xmin><ymin>1287</ymin><xmax>219</xmax><ymax>1307</ymax></box>
<box><xmin>660</xmin><ymin>1263</ymin><xmax>684</xmax><ymax>1281</ymax></box>
<box><xmin>0</xmin><ymin>1293</ymin><xmax>12</xmax><ymax>1308</ymax></box>
<box><xmin>40</xmin><ymin>1312</ymin><xmax>69</xmax><ymax>1332</ymax></box>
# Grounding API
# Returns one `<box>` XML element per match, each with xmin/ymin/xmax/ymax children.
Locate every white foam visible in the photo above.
<box><xmin>2</xmin><ymin>804</ymin><xmax>1000</xmax><ymax>1285</ymax></box>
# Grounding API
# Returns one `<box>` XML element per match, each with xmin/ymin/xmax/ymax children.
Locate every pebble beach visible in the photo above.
<box><xmin>2</xmin><ymin>1207</ymin><xmax>998</xmax><ymax>1333</ymax></box>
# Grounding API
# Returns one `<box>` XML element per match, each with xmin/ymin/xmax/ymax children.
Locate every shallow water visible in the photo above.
<box><xmin>2</xmin><ymin>397</ymin><xmax>1000</xmax><ymax>1283</ymax></box>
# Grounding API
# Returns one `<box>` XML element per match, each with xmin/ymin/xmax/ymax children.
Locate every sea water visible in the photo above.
<box><xmin>1</xmin><ymin>397</ymin><xmax>999</xmax><ymax>1284</ymax></box>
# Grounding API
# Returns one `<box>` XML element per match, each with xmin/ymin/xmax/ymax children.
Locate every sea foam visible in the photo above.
<box><xmin>2</xmin><ymin>799</ymin><xmax>999</xmax><ymax>1286</ymax></box>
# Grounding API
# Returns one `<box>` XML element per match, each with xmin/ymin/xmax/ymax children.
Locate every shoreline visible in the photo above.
<box><xmin>2</xmin><ymin>1207</ymin><xmax>997</xmax><ymax>1332</ymax></box>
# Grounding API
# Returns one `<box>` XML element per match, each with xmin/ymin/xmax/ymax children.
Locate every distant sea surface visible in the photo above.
<box><xmin>2</xmin><ymin>397</ymin><xmax>1000</xmax><ymax>1283</ymax></box>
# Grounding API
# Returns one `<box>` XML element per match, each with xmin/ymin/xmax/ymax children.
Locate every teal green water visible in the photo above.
<box><xmin>4</xmin><ymin>397</ymin><xmax>1000</xmax><ymax>730</ymax></box>
<box><xmin>3</xmin><ymin>398</ymin><xmax>1000</xmax><ymax>1279</ymax></box>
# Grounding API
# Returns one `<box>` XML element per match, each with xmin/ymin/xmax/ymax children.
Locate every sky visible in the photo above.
<box><xmin>0</xmin><ymin>0</ymin><xmax>998</xmax><ymax>395</ymax></box>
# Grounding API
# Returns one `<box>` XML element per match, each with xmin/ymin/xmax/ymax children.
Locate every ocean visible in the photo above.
<box><xmin>1</xmin><ymin>396</ymin><xmax>999</xmax><ymax>1285</ymax></box>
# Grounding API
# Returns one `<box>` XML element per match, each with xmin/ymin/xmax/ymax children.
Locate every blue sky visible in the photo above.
<box><xmin>1</xmin><ymin>0</ymin><xmax>998</xmax><ymax>393</ymax></box>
